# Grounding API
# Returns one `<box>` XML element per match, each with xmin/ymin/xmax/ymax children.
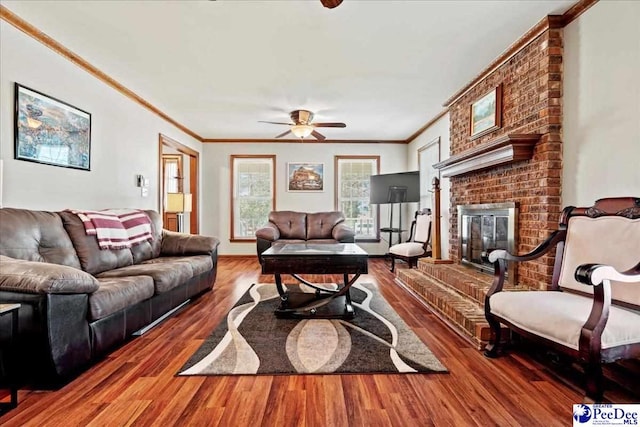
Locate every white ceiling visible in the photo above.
<box><xmin>2</xmin><ymin>0</ymin><xmax>575</xmax><ymax>141</ymax></box>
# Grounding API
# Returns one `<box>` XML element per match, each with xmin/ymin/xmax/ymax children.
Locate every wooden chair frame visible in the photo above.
<box><xmin>483</xmin><ymin>197</ymin><xmax>640</xmax><ymax>401</ymax></box>
<box><xmin>388</xmin><ymin>208</ymin><xmax>432</xmax><ymax>272</ymax></box>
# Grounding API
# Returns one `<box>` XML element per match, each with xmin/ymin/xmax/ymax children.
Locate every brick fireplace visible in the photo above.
<box><xmin>438</xmin><ymin>18</ymin><xmax>564</xmax><ymax>291</ymax></box>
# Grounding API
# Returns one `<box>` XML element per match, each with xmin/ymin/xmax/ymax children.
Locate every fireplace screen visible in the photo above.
<box><xmin>458</xmin><ymin>203</ymin><xmax>518</xmax><ymax>284</ymax></box>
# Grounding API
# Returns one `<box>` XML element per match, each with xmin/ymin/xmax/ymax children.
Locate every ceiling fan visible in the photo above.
<box><xmin>259</xmin><ymin>110</ymin><xmax>346</xmax><ymax>141</ymax></box>
<box><xmin>320</xmin><ymin>0</ymin><xmax>343</xmax><ymax>8</ymax></box>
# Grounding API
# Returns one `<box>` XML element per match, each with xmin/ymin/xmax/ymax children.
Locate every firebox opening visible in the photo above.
<box><xmin>457</xmin><ymin>202</ymin><xmax>518</xmax><ymax>286</ymax></box>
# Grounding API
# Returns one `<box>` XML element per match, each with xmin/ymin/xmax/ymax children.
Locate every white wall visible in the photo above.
<box><xmin>0</xmin><ymin>22</ymin><xmax>202</xmax><ymax>211</ymax></box>
<box><xmin>563</xmin><ymin>1</ymin><xmax>640</xmax><ymax>206</ymax></box>
<box><xmin>201</xmin><ymin>142</ymin><xmax>407</xmax><ymax>255</ymax></box>
<box><xmin>407</xmin><ymin>113</ymin><xmax>451</xmax><ymax>259</ymax></box>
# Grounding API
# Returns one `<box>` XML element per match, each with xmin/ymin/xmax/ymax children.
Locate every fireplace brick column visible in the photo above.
<box><xmin>447</xmin><ymin>22</ymin><xmax>563</xmax><ymax>290</ymax></box>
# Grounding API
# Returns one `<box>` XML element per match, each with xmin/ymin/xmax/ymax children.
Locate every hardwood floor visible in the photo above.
<box><xmin>1</xmin><ymin>257</ymin><xmax>637</xmax><ymax>426</ymax></box>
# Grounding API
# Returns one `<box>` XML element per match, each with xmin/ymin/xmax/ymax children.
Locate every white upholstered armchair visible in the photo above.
<box><xmin>388</xmin><ymin>209</ymin><xmax>432</xmax><ymax>272</ymax></box>
<box><xmin>483</xmin><ymin>197</ymin><xmax>640</xmax><ymax>401</ymax></box>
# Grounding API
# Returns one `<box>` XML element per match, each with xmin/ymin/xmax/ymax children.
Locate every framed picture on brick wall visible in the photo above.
<box><xmin>470</xmin><ymin>83</ymin><xmax>502</xmax><ymax>139</ymax></box>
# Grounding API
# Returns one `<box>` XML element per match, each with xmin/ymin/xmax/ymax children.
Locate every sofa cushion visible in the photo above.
<box><xmin>559</xmin><ymin>216</ymin><xmax>640</xmax><ymax>306</ymax></box>
<box><xmin>0</xmin><ymin>208</ymin><xmax>81</xmax><ymax>268</ymax></box>
<box><xmin>130</xmin><ymin>210</ymin><xmax>163</xmax><ymax>264</ymax></box>
<box><xmin>307</xmin><ymin>212</ymin><xmax>345</xmax><ymax>240</ymax></box>
<box><xmin>140</xmin><ymin>255</ymin><xmax>213</xmax><ymax>276</ymax></box>
<box><xmin>58</xmin><ymin>211</ymin><xmax>134</xmax><ymax>275</ymax></box>
<box><xmin>90</xmin><ymin>276</ymin><xmax>154</xmax><ymax>320</ymax></box>
<box><xmin>96</xmin><ymin>261</ymin><xmax>193</xmax><ymax>293</ymax></box>
<box><xmin>0</xmin><ymin>255</ymin><xmax>99</xmax><ymax>294</ymax></box>
<box><xmin>268</xmin><ymin>211</ymin><xmax>306</xmax><ymax>239</ymax></box>
<box><xmin>489</xmin><ymin>290</ymin><xmax>640</xmax><ymax>350</ymax></box>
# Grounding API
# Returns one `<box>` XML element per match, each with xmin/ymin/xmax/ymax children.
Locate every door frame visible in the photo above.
<box><xmin>158</xmin><ymin>134</ymin><xmax>199</xmax><ymax>233</ymax></box>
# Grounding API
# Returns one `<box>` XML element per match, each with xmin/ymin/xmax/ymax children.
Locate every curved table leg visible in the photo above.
<box><xmin>273</xmin><ymin>273</ymin><xmax>360</xmax><ymax>319</ymax></box>
<box><xmin>275</xmin><ymin>274</ymin><xmax>288</xmax><ymax>302</ymax></box>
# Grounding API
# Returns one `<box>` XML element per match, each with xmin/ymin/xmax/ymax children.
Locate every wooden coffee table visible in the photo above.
<box><xmin>261</xmin><ymin>243</ymin><xmax>368</xmax><ymax>319</ymax></box>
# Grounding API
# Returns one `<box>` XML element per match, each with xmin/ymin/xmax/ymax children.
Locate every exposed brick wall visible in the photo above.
<box><xmin>448</xmin><ymin>27</ymin><xmax>563</xmax><ymax>290</ymax></box>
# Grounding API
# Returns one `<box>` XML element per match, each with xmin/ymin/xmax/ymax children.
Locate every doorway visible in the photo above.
<box><xmin>159</xmin><ymin>134</ymin><xmax>199</xmax><ymax>234</ymax></box>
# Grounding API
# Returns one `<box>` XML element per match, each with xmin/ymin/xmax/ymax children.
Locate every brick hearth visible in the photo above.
<box><xmin>396</xmin><ymin>261</ymin><xmax>520</xmax><ymax>349</ymax></box>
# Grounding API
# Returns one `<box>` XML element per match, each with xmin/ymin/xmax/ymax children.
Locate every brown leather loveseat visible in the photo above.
<box><xmin>255</xmin><ymin>211</ymin><xmax>355</xmax><ymax>260</ymax></box>
<box><xmin>0</xmin><ymin>207</ymin><xmax>219</xmax><ymax>386</ymax></box>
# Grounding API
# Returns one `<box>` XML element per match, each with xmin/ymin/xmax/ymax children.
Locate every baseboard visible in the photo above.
<box><xmin>132</xmin><ymin>299</ymin><xmax>190</xmax><ymax>336</ymax></box>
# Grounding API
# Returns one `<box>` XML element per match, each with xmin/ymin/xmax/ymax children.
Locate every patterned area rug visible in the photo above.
<box><xmin>178</xmin><ymin>282</ymin><xmax>447</xmax><ymax>375</ymax></box>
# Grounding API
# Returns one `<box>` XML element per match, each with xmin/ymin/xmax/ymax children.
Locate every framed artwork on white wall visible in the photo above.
<box><xmin>14</xmin><ymin>83</ymin><xmax>91</xmax><ymax>171</ymax></box>
<box><xmin>287</xmin><ymin>162</ymin><xmax>324</xmax><ymax>192</ymax></box>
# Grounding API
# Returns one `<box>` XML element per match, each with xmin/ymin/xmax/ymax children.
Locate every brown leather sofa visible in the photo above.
<box><xmin>0</xmin><ymin>207</ymin><xmax>219</xmax><ymax>386</ymax></box>
<box><xmin>255</xmin><ymin>211</ymin><xmax>355</xmax><ymax>260</ymax></box>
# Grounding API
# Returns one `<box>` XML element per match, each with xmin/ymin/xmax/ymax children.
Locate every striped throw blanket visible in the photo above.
<box><xmin>72</xmin><ymin>209</ymin><xmax>154</xmax><ymax>250</ymax></box>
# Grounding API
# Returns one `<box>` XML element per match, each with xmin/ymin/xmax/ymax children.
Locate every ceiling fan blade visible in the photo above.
<box><xmin>275</xmin><ymin>130</ymin><xmax>293</xmax><ymax>139</ymax></box>
<box><xmin>311</xmin><ymin>130</ymin><xmax>326</xmax><ymax>141</ymax></box>
<box><xmin>313</xmin><ymin>122</ymin><xmax>347</xmax><ymax>128</ymax></box>
<box><xmin>258</xmin><ymin>121</ymin><xmax>293</xmax><ymax>126</ymax></box>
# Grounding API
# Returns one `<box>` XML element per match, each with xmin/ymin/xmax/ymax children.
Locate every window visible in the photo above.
<box><xmin>418</xmin><ymin>137</ymin><xmax>440</xmax><ymax>210</ymax></box>
<box><xmin>231</xmin><ymin>155</ymin><xmax>275</xmax><ymax>240</ymax></box>
<box><xmin>335</xmin><ymin>156</ymin><xmax>380</xmax><ymax>241</ymax></box>
<box><xmin>162</xmin><ymin>155</ymin><xmax>183</xmax><ymax>194</ymax></box>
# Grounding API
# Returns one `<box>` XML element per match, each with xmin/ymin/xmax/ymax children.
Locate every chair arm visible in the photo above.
<box><xmin>0</xmin><ymin>255</ymin><xmax>99</xmax><ymax>294</ymax></box>
<box><xmin>161</xmin><ymin>231</ymin><xmax>220</xmax><ymax>256</ymax></box>
<box><xmin>332</xmin><ymin>223</ymin><xmax>355</xmax><ymax>242</ymax></box>
<box><xmin>575</xmin><ymin>262</ymin><xmax>640</xmax><ymax>286</ymax></box>
<box><xmin>573</xmin><ymin>262</ymin><xmax>640</xmax><ymax>358</ymax></box>
<box><xmin>485</xmin><ymin>229</ymin><xmax>566</xmax><ymax>299</ymax></box>
<box><xmin>255</xmin><ymin>223</ymin><xmax>280</xmax><ymax>242</ymax></box>
<box><xmin>488</xmin><ymin>229</ymin><xmax>567</xmax><ymax>263</ymax></box>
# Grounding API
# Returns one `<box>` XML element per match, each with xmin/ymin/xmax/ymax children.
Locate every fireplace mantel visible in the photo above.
<box><xmin>434</xmin><ymin>134</ymin><xmax>541</xmax><ymax>178</ymax></box>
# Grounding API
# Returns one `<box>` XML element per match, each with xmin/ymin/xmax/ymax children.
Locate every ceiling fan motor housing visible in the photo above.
<box><xmin>290</xmin><ymin>110</ymin><xmax>314</xmax><ymax>125</ymax></box>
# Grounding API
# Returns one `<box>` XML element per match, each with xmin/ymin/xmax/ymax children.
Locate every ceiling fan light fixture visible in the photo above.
<box><xmin>291</xmin><ymin>124</ymin><xmax>314</xmax><ymax>139</ymax></box>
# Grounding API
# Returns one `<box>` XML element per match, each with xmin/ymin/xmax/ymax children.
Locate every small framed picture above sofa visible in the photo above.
<box><xmin>287</xmin><ymin>162</ymin><xmax>324</xmax><ymax>192</ymax></box>
<box><xmin>14</xmin><ymin>83</ymin><xmax>92</xmax><ymax>171</ymax></box>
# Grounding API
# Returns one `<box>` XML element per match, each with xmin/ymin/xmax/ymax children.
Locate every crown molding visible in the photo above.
<box><xmin>405</xmin><ymin>109</ymin><xmax>449</xmax><ymax>144</ymax></box>
<box><xmin>0</xmin><ymin>5</ymin><xmax>204</xmax><ymax>142</ymax></box>
<box><xmin>442</xmin><ymin>15</ymin><xmax>563</xmax><ymax>108</ymax></box>
<box><xmin>202</xmin><ymin>138</ymin><xmax>407</xmax><ymax>144</ymax></box>
<box><xmin>442</xmin><ymin>0</ymin><xmax>599</xmax><ymax>108</ymax></box>
<box><xmin>3</xmin><ymin>3</ymin><xmax>596</xmax><ymax>147</ymax></box>
<box><xmin>562</xmin><ymin>0</ymin><xmax>599</xmax><ymax>26</ymax></box>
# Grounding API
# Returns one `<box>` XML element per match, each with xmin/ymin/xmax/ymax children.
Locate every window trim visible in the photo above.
<box><xmin>334</xmin><ymin>155</ymin><xmax>381</xmax><ymax>242</ymax></box>
<box><xmin>230</xmin><ymin>154</ymin><xmax>276</xmax><ymax>242</ymax></box>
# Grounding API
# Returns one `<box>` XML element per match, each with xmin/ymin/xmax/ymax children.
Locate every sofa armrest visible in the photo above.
<box><xmin>0</xmin><ymin>255</ymin><xmax>99</xmax><ymax>294</ymax></box>
<box><xmin>161</xmin><ymin>231</ymin><xmax>220</xmax><ymax>256</ymax></box>
<box><xmin>255</xmin><ymin>223</ymin><xmax>280</xmax><ymax>242</ymax></box>
<box><xmin>332</xmin><ymin>223</ymin><xmax>355</xmax><ymax>242</ymax></box>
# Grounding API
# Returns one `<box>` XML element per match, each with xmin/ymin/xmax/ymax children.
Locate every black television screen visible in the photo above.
<box><xmin>370</xmin><ymin>171</ymin><xmax>420</xmax><ymax>204</ymax></box>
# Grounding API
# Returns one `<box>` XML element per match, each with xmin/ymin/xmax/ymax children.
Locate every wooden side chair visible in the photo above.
<box><xmin>388</xmin><ymin>209</ymin><xmax>432</xmax><ymax>272</ymax></box>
